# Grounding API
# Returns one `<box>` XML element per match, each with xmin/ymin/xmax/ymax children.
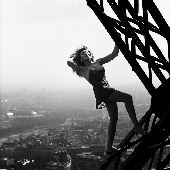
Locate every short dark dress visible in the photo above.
<box><xmin>88</xmin><ymin>67</ymin><xmax>115</xmax><ymax>109</ymax></box>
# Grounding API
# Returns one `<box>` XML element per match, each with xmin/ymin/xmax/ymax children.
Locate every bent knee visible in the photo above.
<box><xmin>124</xmin><ymin>94</ymin><xmax>132</xmax><ymax>102</ymax></box>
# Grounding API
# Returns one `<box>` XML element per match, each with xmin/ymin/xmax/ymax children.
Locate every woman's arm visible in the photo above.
<box><xmin>67</xmin><ymin>61</ymin><xmax>84</xmax><ymax>74</ymax></box>
<box><xmin>97</xmin><ymin>44</ymin><xmax>119</xmax><ymax>65</ymax></box>
<box><xmin>97</xmin><ymin>33</ymin><xmax>121</xmax><ymax>65</ymax></box>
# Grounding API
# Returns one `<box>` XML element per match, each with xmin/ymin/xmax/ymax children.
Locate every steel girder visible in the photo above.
<box><xmin>86</xmin><ymin>0</ymin><xmax>170</xmax><ymax>169</ymax></box>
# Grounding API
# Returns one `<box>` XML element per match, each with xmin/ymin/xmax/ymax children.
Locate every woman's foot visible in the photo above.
<box><xmin>105</xmin><ymin>147</ymin><xmax>120</xmax><ymax>155</ymax></box>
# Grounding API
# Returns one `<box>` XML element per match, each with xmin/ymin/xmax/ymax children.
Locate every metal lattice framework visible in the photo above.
<box><xmin>86</xmin><ymin>0</ymin><xmax>170</xmax><ymax>169</ymax></box>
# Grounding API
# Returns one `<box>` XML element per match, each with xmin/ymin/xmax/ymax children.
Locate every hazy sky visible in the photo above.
<box><xmin>1</xmin><ymin>0</ymin><xmax>170</xmax><ymax>92</ymax></box>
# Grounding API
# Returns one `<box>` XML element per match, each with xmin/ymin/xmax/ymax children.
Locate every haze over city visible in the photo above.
<box><xmin>1</xmin><ymin>0</ymin><xmax>170</xmax><ymax>95</ymax></box>
<box><xmin>1</xmin><ymin>1</ymin><xmax>170</xmax><ymax>169</ymax></box>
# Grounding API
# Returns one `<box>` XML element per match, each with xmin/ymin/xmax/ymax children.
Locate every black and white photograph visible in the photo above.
<box><xmin>1</xmin><ymin>0</ymin><xmax>170</xmax><ymax>169</ymax></box>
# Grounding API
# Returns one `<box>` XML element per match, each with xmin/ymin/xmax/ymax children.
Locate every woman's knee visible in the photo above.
<box><xmin>104</xmin><ymin>90</ymin><xmax>132</xmax><ymax>103</ymax></box>
<box><xmin>124</xmin><ymin>94</ymin><xmax>133</xmax><ymax>103</ymax></box>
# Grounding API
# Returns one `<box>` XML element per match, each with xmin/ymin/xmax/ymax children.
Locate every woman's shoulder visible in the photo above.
<box><xmin>95</xmin><ymin>58</ymin><xmax>103</xmax><ymax>65</ymax></box>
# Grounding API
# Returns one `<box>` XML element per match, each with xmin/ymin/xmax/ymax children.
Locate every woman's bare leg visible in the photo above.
<box><xmin>123</xmin><ymin>94</ymin><xmax>143</xmax><ymax>130</ymax></box>
<box><xmin>105</xmin><ymin>102</ymin><xmax>118</xmax><ymax>150</ymax></box>
<box><xmin>105</xmin><ymin>90</ymin><xmax>144</xmax><ymax>131</ymax></box>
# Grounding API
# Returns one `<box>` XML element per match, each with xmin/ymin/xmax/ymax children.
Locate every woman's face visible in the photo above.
<box><xmin>80</xmin><ymin>50</ymin><xmax>91</xmax><ymax>61</ymax></box>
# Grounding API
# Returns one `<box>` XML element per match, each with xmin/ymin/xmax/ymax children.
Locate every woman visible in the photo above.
<box><xmin>67</xmin><ymin>42</ymin><xmax>148</xmax><ymax>155</ymax></box>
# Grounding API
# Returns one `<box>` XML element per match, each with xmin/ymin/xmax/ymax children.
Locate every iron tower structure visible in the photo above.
<box><xmin>86</xmin><ymin>0</ymin><xmax>170</xmax><ymax>169</ymax></box>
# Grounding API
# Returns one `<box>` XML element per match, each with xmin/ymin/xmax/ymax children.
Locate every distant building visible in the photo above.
<box><xmin>40</xmin><ymin>135</ymin><xmax>50</xmax><ymax>146</ymax></box>
<box><xmin>90</xmin><ymin>145</ymin><xmax>105</xmax><ymax>153</ymax></box>
<box><xmin>8</xmin><ymin>108</ymin><xmax>39</xmax><ymax>117</ymax></box>
<box><xmin>0</xmin><ymin>157</ymin><xmax>14</xmax><ymax>168</ymax></box>
<box><xmin>0</xmin><ymin>147</ymin><xmax>14</xmax><ymax>158</ymax></box>
<box><xmin>46</xmin><ymin>153</ymin><xmax>72</xmax><ymax>170</ymax></box>
<box><xmin>67</xmin><ymin>136</ymin><xmax>84</xmax><ymax>148</ymax></box>
<box><xmin>75</xmin><ymin>152</ymin><xmax>103</xmax><ymax>170</ymax></box>
<box><xmin>14</xmin><ymin>146</ymin><xmax>54</xmax><ymax>161</ymax></box>
<box><xmin>70</xmin><ymin>118</ymin><xmax>75</xmax><ymax>130</ymax></box>
<box><xmin>9</xmin><ymin>107</ymin><xmax>18</xmax><ymax>113</ymax></box>
<box><xmin>72</xmin><ymin>130</ymin><xmax>85</xmax><ymax>136</ymax></box>
<box><xmin>13</xmin><ymin>110</ymin><xmax>32</xmax><ymax>117</ymax></box>
<box><xmin>0</xmin><ymin>115</ymin><xmax>12</xmax><ymax>129</ymax></box>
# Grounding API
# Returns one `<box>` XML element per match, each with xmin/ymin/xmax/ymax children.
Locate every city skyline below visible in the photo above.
<box><xmin>1</xmin><ymin>83</ymin><xmax>151</xmax><ymax>115</ymax></box>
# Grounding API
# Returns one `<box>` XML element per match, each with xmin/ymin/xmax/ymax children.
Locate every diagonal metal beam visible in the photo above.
<box><xmin>159</xmin><ymin>152</ymin><xmax>170</xmax><ymax>169</ymax></box>
<box><xmin>147</xmin><ymin>0</ymin><xmax>170</xmax><ymax>37</ymax></box>
<box><xmin>148</xmin><ymin>0</ymin><xmax>170</xmax><ymax>64</ymax></box>
<box><xmin>118</xmin><ymin>108</ymin><xmax>170</xmax><ymax>170</ymax></box>
<box><xmin>86</xmin><ymin>1</ymin><xmax>170</xmax><ymax>169</ymax></box>
<box><xmin>107</xmin><ymin>0</ymin><xmax>170</xmax><ymax>92</ymax></box>
<box><xmin>87</xmin><ymin>0</ymin><xmax>156</xmax><ymax>95</ymax></box>
<box><xmin>125</xmin><ymin>0</ymin><xmax>170</xmax><ymax>68</ymax></box>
